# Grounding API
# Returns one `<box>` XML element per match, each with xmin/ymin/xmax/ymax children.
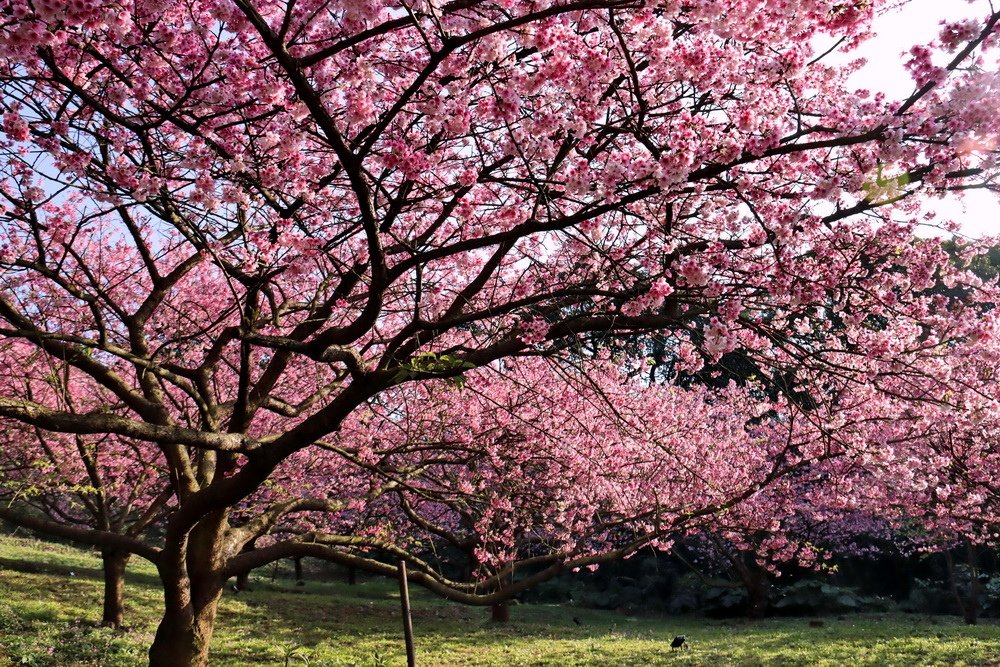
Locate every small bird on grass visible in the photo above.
<box><xmin>572</xmin><ymin>617</ymin><xmax>582</xmax><ymax>626</ymax></box>
<box><xmin>670</xmin><ymin>635</ymin><xmax>687</xmax><ymax>650</ymax></box>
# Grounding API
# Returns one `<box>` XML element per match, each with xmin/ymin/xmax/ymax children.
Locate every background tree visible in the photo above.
<box><xmin>0</xmin><ymin>340</ymin><xmax>170</xmax><ymax>627</ymax></box>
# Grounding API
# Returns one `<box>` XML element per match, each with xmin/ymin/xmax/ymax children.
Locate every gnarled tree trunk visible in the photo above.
<box><xmin>100</xmin><ymin>549</ymin><xmax>130</xmax><ymax>628</ymax></box>
<box><xmin>148</xmin><ymin>593</ymin><xmax>223</xmax><ymax>667</ymax></box>
<box><xmin>147</xmin><ymin>514</ymin><xmax>228</xmax><ymax>667</ymax></box>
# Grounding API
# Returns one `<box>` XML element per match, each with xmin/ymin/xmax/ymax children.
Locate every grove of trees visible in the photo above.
<box><xmin>1</xmin><ymin>0</ymin><xmax>1000</xmax><ymax>665</ymax></box>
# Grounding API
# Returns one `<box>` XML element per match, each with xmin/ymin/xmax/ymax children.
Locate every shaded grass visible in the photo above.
<box><xmin>1</xmin><ymin>536</ymin><xmax>999</xmax><ymax>666</ymax></box>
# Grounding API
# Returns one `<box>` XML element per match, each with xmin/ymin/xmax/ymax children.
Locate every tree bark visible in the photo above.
<box><xmin>148</xmin><ymin>513</ymin><xmax>228</xmax><ymax>667</ymax></box>
<box><xmin>490</xmin><ymin>602</ymin><xmax>510</xmax><ymax>623</ymax></box>
<box><xmin>944</xmin><ymin>547</ymin><xmax>979</xmax><ymax>625</ymax></box>
<box><xmin>711</xmin><ymin>539</ymin><xmax>770</xmax><ymax>620</ymax></box>
<box><xmin>294</xmin><ymin>556</ymin><xmax>304</xmax><ymax>584</ymax></box>
<box><xmin>745</xmin><ymin>572</ymin><xmax>770</xmax><ymax>620</ymax></box>
<box><xmin>100</xmin><ymin>550</ymin><xmax>130</xmax><ymax>628</ymax></box>
<box><xmin>233</xmin><ymin>538</ymin><xmax>257</xmax><ymax>592</ymax></box>
<box><xmin>733</xmin><ymin>556</ymin><xmax>770</xmax><ymax>620</ymax></box>
<box><xmin>148</xmin><ymin>597</ymin><xmax>222</xmax><ymax>667</ymax></box>
<box><xmin>963</xmin><ymin>542</ymin><xmax>980</xmax><ymax>625</ymax></box>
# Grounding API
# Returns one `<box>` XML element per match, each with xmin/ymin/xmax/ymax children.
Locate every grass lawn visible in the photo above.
<box><xmin>0</xmin><ymin>536</ymin><xmax>998</xmax><ymax>666</ymax></box>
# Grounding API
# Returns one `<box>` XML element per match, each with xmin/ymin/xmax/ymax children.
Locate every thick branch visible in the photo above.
<box><xmin>0</xmin><ymin>398</ymin><xmax>257</xmax><ymax>452</ymax></box>
<box><xmin>0</xmin><ymin>506</ymin><xmax>160</xmax><ymax>563</ymax></box>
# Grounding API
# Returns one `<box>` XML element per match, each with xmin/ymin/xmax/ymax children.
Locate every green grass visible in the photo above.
<box><xmin>0</xmin><ymin>536</ymin><xmax>999</xmax><ymax>666</ymax></box>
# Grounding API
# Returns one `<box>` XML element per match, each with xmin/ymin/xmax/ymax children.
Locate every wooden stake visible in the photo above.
<box><xmin>398</xmin><ymin>561</ymin><xmax>416</xmax><ymax>667</ymax></box>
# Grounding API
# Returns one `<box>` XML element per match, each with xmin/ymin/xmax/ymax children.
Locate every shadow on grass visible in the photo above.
<box><xmin>207</xmin><ymin>582</ymin><xmax>1000</xmax><ymax>665</ymax></box>
<box><xmin>0</xmin><ymin>556</ymin><xmax>163</xmax><ymax>589</ymax></box>
<box><xmin>4</xmin><ymin>540</ymin><xmax>1000</xmax><ymax>666</ymax></box>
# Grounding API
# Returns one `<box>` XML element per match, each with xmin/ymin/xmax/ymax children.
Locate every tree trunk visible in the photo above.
<box><xmin>746</xmin><ymin>572</ymin><xmax>770</xmax><ymax>620</ymax></box>
<box><xmin>944</xmin><ymin>547</ymin><xmax>978</xmax><ymax>625</ymax></box>
<box><xmin>347</xmin><ymin>566</ymin><xmax>357</xmax><ymax>585</ymax></box>
<box><xmin>148</xmin><ymin>598</ymin><xmax>222</xmax><ymax>667</ymax></box>
<box><xmin>100</xmin><ymin>550</ymin><xmax>130</xmax><ymax>628</ymax></box>
<box><xmin>963</xmin><ymin>542</ymin><xmax>980</xmax><ymax>625</ymax></box>
<box><xmin>233</xmin><ymin>538</ymin><xmax>257</xmax><ymax>592</ymax></box>
<box><xmin>731</xmin><ymin>553</ymin><xmax>770</xmax><ymax>620</ymax></box>
<box><xmin>294</xmin><ymin>556</ymin><xmax>304</xmax><ymax>584</ymax></box>
<box><xmin>148</xmin><ymin>511</ymin><xmax>228</xmax><ymax>667</ymax></box>
<box><xmin>490</xmin><ymin>602</ymin><xmax>510</xmax><ymax>623</ymax></box>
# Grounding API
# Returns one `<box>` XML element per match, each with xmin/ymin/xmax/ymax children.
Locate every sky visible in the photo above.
<box><xmin>835</xmin><ymin>0</ymin><xmax>999</xmax><ymax>239</ymax></box>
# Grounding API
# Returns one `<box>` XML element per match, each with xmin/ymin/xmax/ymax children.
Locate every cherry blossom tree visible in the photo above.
<box><xmin>235</xmin><ymin>357</ymin><xmax>829</xmax><ymax>614</ymax></box>
<box><xmin>709</xmin><ymin>311</ymin><xmax>1000</xmax><ymax>622</ymax></box>
<box><xmin>2</xmin><ymin>0</ymin><xmax>1000</xmax><ymax>664</ymax></box>
<box><xmin>836</xmin><ymin>322</ymin><xmax>1000</xmax><ymax>624</ymax></box>
<box><xmin>0</xmin><ymin>340</ymin><xmax>171</xmax><ymax>627</ymax></box>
